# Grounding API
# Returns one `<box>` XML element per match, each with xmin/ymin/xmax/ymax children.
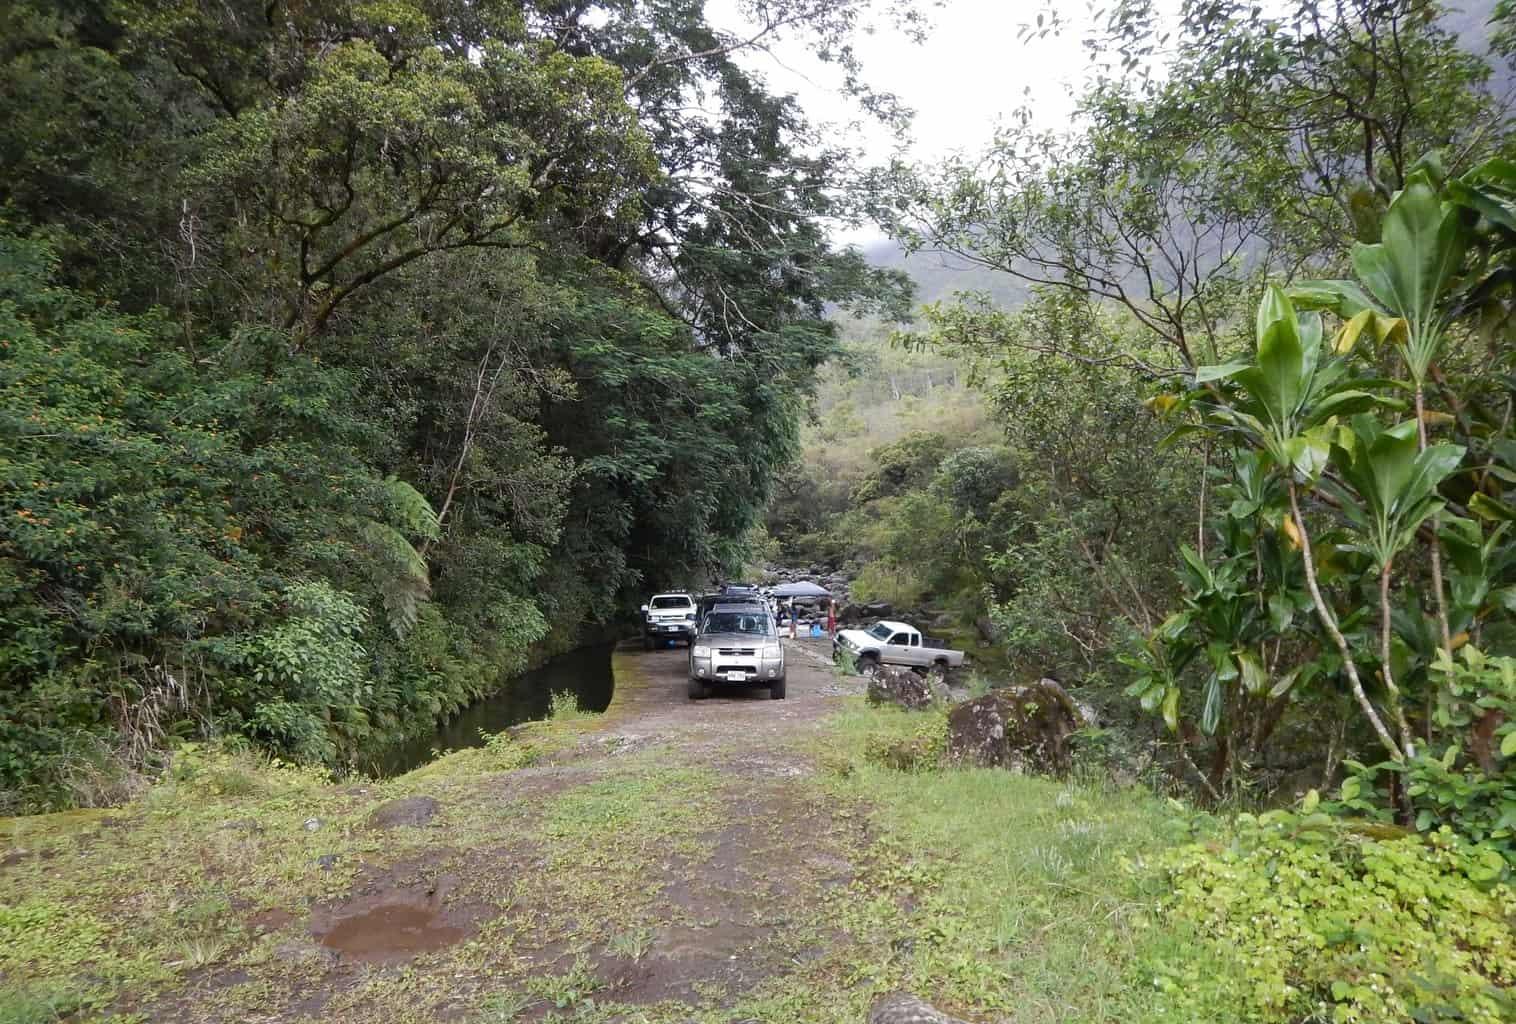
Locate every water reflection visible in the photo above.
<box><xmin>365</xmin><ymin>642</ymin><xmax>616</xmax><ymax>776</ymax></box>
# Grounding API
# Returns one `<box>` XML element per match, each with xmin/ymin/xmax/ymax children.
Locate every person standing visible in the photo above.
<box><xmin>826</xmin><ymin>599</ymin><xmax>837</xmax><ymax>637</ymax></box>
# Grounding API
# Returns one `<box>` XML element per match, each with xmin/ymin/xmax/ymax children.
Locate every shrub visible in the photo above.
<box><xmin>1144</xmin><ymin>809</ymin><xmax>1516</xmax><ymax>1024</ymax></box>
<box><xmin>547</xmin><ymin>691</ymin><xmax>589</xmax><ymax>722</ymax></box>
<box><xmin>850</xmin><ymin>560</ymin><xmax>927</xmax><ymax>608</ymax></box>
<box><xmin>1330</xmin><ymin>645</ymin><xmax>1516</xmax><ymax>863</ymax></box>
<box><xmin>863</xmin><ymin>713</ymin><xmax>947</xmax><ymax>772</ymax></box>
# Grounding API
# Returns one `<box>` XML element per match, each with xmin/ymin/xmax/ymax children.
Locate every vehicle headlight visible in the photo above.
<box><xmin>763</xmin><ymin>642</ymin><xmax>782</xmax><ymax>658</ymax></box>
<box><xmin>693</xmin><ymin>645</ymin><xmax>710</xmax><ymax>658</ymax></box>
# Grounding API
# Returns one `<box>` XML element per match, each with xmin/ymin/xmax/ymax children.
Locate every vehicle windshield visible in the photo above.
<box><xmin>651</xmin><ymin>595</ymin><xmax>691</xmax><ymax>609</ymax></box>
<box><xmin>867</xmin><ymin>623</ymin><xmax>894</xmax><ymax>641</ymax></box>
<box><xmin>702</xmin><ymin>612</ymin><xmax>774</xmax><ymax>636</ymax></box>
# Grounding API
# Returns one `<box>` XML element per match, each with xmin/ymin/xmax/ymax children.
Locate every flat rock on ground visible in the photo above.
<box><xmin>364</xmin><ymin>795</ymin><xmax>441</xmax><ymax>829</ymax></box>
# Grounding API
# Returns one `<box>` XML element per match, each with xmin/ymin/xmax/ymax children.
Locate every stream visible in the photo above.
<box><xmin>364</xmin><ymin>641</ymin><xmax>617</xmax><ymax>777</ymax></box>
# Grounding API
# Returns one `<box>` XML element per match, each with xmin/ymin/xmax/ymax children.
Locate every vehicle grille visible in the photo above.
<box><xmin>716</xmin><ymin>664</ymin><xmax>758</xmax><ymax>674</ymax></box>
<box><xmin>718</xmin><ymin>648</ymin><xmax>757</xmax><ymax>656</ymax></box>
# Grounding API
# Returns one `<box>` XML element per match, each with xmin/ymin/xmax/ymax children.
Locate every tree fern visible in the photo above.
<box><xmin>358</xmin><ymin>479</ymin><xmax>440</xmax><ymax>638</ymax></box>
<box><xmin>359</xmin><ymin>520</ymin><xmax>432</xmax><ymax>638</ymax></box>
<box><xmin>378</xmin><ymin>477</ymin><xmax>441</xmax><ymax>541</ymax></box>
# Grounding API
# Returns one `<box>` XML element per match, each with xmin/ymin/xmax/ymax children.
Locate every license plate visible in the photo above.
<box><xmin>724</xmin><ymin>671</ymin><xmax>748</xmax><ymax>682</ymax></box>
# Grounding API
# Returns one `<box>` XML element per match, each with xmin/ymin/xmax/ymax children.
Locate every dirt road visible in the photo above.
<box><xmin>8</xmin><ymin>639</ymin><xmax>1181</xmax><ymax>1024</ymax></box>
<box><xmin>127</xmin><ymin>640</ymin><xmax>876</xmax><ymax>1022</ymax></box>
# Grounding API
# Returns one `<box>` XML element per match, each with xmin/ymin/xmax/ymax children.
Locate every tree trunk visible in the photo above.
<box><xmin>1290</xmin><ymin>481</ymin><xmax>1403</xmax><ymax>761</ymax></box>
<box><xmin>1379</xmin><ymin>559</ymin><xmax>1416</xmax><ymax>758</ymax></box>
<box><xmin>1415</xmin><ymin>385</ymin><xmax>1452</xmax><ymax>653</ymax></box>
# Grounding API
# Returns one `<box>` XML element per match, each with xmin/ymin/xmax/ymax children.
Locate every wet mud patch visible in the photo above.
<box><xmin>310</xmin><ymin>874</ymin><xmax>495</xmax><ymax>964</ymax></box>
<box><xmin>586</xmin><ymin>784</ymin><xmax>863</xmax><ymax>1006</ymax></box>
<box><xmin>594</xmin><ymin>949</ymin><xmax>751</xmax><ymax>1006</ymax></box>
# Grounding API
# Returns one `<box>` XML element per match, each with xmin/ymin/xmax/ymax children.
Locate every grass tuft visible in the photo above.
<box><xmin>547</xmin><ymin>691</ymin><xmax>590</xmax><ymax>722</ymax></box>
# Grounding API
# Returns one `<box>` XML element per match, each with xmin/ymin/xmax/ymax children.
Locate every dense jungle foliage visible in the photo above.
<box><xmin>0</xmin><ymin>0</ymin><xmax>913</xmax><ymax>809</ymax></box>
<box><xmin>773</xmin><ymin>0</ymin><xmax>1516</xmax><ymax>837</ymax></box>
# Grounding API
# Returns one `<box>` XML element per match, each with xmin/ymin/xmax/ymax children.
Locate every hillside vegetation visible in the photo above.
<box><xmin>0</xmin><ymin>0</ymin><xmax>908</xmax><ymax>810</ymax></box>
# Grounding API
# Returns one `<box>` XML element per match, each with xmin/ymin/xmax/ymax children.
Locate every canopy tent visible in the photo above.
<box><xmin>769</xmin><ymin>581</ymin><xmax>832</xmax><ymax>599</ymax></box>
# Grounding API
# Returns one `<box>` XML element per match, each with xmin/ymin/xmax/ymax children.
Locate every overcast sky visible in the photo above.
<box><xmin>704</xmin><ymin>0</ymin><xmax>1186</xmax><ymax>244</ymax></box>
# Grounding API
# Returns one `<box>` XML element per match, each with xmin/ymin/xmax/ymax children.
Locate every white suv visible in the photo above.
<box><xmin>641</xmin><ymin>592</ymin><xmax>697</xmax><ymax>648</ymax></box>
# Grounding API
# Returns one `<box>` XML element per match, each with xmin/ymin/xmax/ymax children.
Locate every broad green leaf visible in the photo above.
<box><xmin>1200</xmin><ymin>673</ymin><xmax>1223</xmax><ymax>735</ymax></box>
<box><xmin>1447</xmin><ymin>174</ymin><xmax>1516</xmax><ymax>234</ymax></box>
<box><xmin>1306</xmin><ymin>389</ymin><xmax>1386</xmax><ymax>426</ymax></box>
<box><xmin>1284</xmin><ymin>427</ymin><xmax>1332</xmax><ymax>482</ymax></box>
<box><xmin>1155</xmin><ymin>610</ymin><xmax>1193</xmax><ymax>641</ymax></box>
<box><xmin>1161</xmin><ymin>685</ymin><xmax>1180</xmax><ymax>732</ymax></box>
<box><xmin>1238</xmin><ymin>650</ymin><xmax>1268</xmax><ymax>695</ymax></box>
<box><xmin>1470</xmin><ymin>492</ymin><xmax>1516</xmax><ymax>522</ymax></box>
<box><xmin>1267</xmin><ymin>593</ymin><xmax>1295</xmax><ymax>631</ymax></box>
<box><xmin>1501</xmin><ymin>730</ymin><xmax>1516</xmax><ymax>758</ymax></box>
<box><xmin>1158</xmin><ymin>423</ymin><xmax>1206</xmax><ymax>449</ymax></box>
<box><xmin>1273</xmin><ymin>664</ymin><xmax>1312</xmax><ymax>702</ymax></box>
<box><xmin>1193</xmin><ymin>361</ymin><xmax>1250</xmax><ymax>383</ymax></box>
<box><xmin>1289</xmin><ymin>279</ymin><xmax>1381</xmax><ymax>319</ymax></box>
<box><xmin>1255</xmin><ymin>286</ymin><xmax>1305</xmax><ymax>419</ymax></box>
<box><xmin>1179</xmin><ymin>544</ymin><xmax>1212</xmax><ymax>587</ymax></box>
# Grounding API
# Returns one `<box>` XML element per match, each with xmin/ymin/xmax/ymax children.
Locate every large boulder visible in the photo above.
<box><xmin>866</xmin><ymin>664</ymin><xmax>936</xmax><ymax>710</ymax></box>
<box><xmin>863</xmin><ymin>601</ymin><xmax>894</xmax><ymax>618</ymax></box>
<box><xmin>365</xmin><ymin>795</ymin><xmax>441</xmax><ymax>829</ymax></box>
<box><xmin>839</xmin><ymin>603</ymin><xmax>865</xmax><ymax>624</ymax></box>
<box><xmin>946</xmin><ymin>679</ymin><xmax>1087</xmax><ymax>774</ymax></box>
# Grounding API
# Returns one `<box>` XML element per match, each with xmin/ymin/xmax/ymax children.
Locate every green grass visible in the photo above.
<box><xmin>806</xmin><ymin>702</ymin><xmax>1200</xmax><ymax>1023</ymax></box>
<box><xmin>0</xmin><ymin>674</ymin><xmax>1227</xmax><ymax>1024</ymax></box>
<box><xmin>548</xmin><ymin>691</ymin><xmax>592</xmax><ymax>722</ymax></box>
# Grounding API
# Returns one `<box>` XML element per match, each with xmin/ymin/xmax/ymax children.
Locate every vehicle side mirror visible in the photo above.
<box><xmin>639</xmin><ymin>604</ymin><xmax>648</xmax><ymax>614</ymax></box>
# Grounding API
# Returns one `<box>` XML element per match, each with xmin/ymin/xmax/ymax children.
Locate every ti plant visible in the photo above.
<box><xmin>1142</xmin><ymin>157</ymin><xmax>1516</xmax><ymax>818</ymax></box>
<box><xmin>1323</xmin><ymin>417</ymin><xmax>1465</xmax><ymax>756</ymax></box>
<box><xmin>1185</xmin><ymin>286</ymin><xmax>1408</xmax><ymax>762</ymax></box>
<box><xmin>1294</xmin><ymin>164</ymin><xmax>1469</xmax><ymax>650</ymax></box>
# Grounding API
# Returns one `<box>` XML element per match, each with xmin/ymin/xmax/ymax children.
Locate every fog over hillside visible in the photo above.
<box><xmin>861</xmin><ymin>0</ymin><xmax>1510</xmax><ymax>316</ymax></box>
<box><xmin>859</xmin><ymin>239</ymin><xmax>1031</xmax><ymax>310</ymax></box>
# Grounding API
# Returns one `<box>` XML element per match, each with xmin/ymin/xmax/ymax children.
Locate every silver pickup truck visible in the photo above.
<box><xmin>833</xmin><ymin>620</ymin><xmax>965</xmax><ymax>676</ymax></box>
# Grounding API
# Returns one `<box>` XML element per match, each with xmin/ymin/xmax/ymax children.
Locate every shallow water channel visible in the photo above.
<box><xmin>364</xmin><ymin>641</ymin><xmax>617</xmax><ymax>777</ymax></box>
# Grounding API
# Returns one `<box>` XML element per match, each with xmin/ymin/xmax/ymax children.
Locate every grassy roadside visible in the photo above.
<box><xmin>777</xmin><ymin>705</ymin><xmax>1203</xmax><ymax>1024</ymax></box>
<box><xmin>1</xmin><ymin>655</ymin><xmax>1225</xmax><ymax>1024</ymax></box>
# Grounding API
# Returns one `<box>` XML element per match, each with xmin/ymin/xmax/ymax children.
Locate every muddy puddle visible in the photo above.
<box><xmin>311</xmin><ymin>881</ymin><xmax>489</xmax><ymax>963</ymax></box>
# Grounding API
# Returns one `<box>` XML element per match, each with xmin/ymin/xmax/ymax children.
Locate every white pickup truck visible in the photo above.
<box><xmin>833</xmin><ymin>620</ymin><xmax>966</xmax><ymax>676</ymax></box>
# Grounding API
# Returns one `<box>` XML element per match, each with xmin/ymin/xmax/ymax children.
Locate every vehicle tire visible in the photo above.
<box><xmin>770</xmin><ymin>676</ymin><xmax>786</xmax><ymax>700</ymax></box>
<box><xmin>688</xmin><ymin>678</ymin><xmax>707</xmax><ymax>700</ymax></box>
<box><xmin>927</xmin><ymin>660</ymin><xmax>949</xmax><ymax>685</ymax></box>
<box><xmin>858</xmin><ymin>653</ymin><xmax>881</xmax><ymax>678</ymax></box>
